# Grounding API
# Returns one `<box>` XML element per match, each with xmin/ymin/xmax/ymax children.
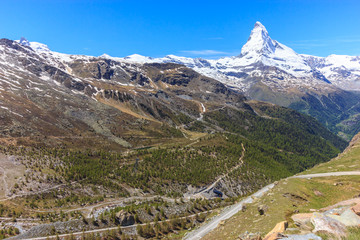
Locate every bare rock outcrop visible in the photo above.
<box><xmin>310</xmin><ymin>212</ymin><xmax>346</xmax><ymax>237</ymax></box>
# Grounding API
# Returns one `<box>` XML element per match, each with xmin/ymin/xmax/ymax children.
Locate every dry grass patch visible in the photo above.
<box><xmin>0</xmin><ymin>154</ymin><xmax>26</xmax><ymax>199</ymax></box>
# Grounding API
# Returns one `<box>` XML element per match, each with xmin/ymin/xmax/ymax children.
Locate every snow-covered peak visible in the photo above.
<box><xmin>19</xmin><ymin>37</ymin><xmax>30</xmax><ymax>47</ymax></box>
<box><xmin>163</xmin><ymin>55</ymin><xmax>196</xmax><ymax>64</ymax></box>
<box><xmin>253</xmin><ymin>21</ymin><xmax>268</xmax><ymax>35</ymax></box>
<box><xmin>124</xmin><ymin>54</ymin><xmax>154</xmax><ymax>63</ymax></box>
<box><xmin>99</xmin><ymin>53</ymin><xmax>113</xmax><ymax>59</ymax></box>
<box><xmin>28</xmin><ymin>42</ymin><xmax>50</xmax><ymax>52</ymax></box>
<box><xmin>241</xmin><ymin>21</ymin><xmax>275</xmax><ymax>57</ymax></box>
<box><xmin>16</xmin><ymin>38</ymin><xmax>50</xmax><ymax>52</ymax></box>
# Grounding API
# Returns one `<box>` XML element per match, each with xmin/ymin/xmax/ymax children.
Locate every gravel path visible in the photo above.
<box><xmin>291</xmin><ymin>171</ymin><xmax>360</xmax><ymax>179</ymax></box>
<box><xmin>183</xmin><ymin>183</ymin><xmax>275</xmax><ymax>240</ymax></box>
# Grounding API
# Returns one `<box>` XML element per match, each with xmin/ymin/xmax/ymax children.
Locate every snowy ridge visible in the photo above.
<box><xmin>16</xmin><ymin>37</ymin><xmax>50</xmax><ymax>52</ymax></box>
<box><xmin>13</xmin><ymin>22</ymin><xmax>360</xmax><ymax>92</ymax></box>
<box><xmin>302</xmin><ymin>54</ymin><xmax>360</xmax><ymax>89</ymax></box>
<box><xmin>114</xmin><ymin>22</ymin><xmax>360</xmax><ymax>92</ymax></box>
<box><xmin>15</xmin><ymin>37</ymin><xmax>95</xmax><ymax>74</ymax></box>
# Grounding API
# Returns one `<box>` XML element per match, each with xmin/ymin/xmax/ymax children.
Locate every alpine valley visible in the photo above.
<box><xmin>0</xmin><ymin>22</ymin><xmax>358</xmax><ymax>239</ymax></box>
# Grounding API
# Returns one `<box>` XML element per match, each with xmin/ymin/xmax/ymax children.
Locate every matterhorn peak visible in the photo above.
<box><xmin>240</xmin><ymin>21</ymin><xmax>276</xmax><ymax>57</ymax></box>
<box><xmin>253</xmin><ymin>21</ymin><xmax>267</xmax><ymax>32</ymax></box>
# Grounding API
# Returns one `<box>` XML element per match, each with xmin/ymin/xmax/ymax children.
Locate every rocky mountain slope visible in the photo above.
<box><xmin>0</xmin><ymin>38</ymin><xmax>247</xmax><ymax>149</ymax></box>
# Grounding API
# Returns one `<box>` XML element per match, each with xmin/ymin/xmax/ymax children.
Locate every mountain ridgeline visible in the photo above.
<box><xmin>0</xmin><ymin>37</ymin><xmax>347</xmax><ymax>198</ymax></box>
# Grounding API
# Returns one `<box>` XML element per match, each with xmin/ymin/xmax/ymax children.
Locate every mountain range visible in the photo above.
<box><xmin>8</xmin><ymin>22</ymin><xmax>360</xmax><ymax>140</ymax></box>
<box><xmin>122</xmin><ymin>22</ymin><xmax>360</xmax><ymax>92</ymax></box>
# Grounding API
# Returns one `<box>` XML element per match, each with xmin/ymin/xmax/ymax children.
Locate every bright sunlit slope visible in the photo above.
<box><xmin>302</xmin><ymin>132</ymin><xmax>360</xmax><ymax>174</ymax></box>
<box><xmin>202</xmin><ymin>132</ymin><xmax>360</xmax><ymax>240</ymax></box>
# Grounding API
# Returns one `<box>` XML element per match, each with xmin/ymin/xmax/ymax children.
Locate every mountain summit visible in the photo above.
<box><xmin>240</xmin><ymin>21</ymin><xmax>276</xmax><ymax>57</ymax></box>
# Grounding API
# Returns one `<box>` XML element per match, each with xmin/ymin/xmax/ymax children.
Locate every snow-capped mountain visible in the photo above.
<box><xmin>17</xmin><ymin>37</ymin><xmax>51</xmax><ymax>52</ymax></box>
<box><xmin>238</xmin><ymin>21</ymin><xmax>312</xmax><ymax>77</ymax></box>
<box><xmin>302</xmin><ymin>54</ymin><xmax>360</xmax><ymax>90</ymax></box>
<box><xmin>15</xmin><ymin>22</ymin><xmax>360</xmax><ymax>94</ymax></box>
<box><xmin>115</xmin><ymin>22</ymin><xmax>360</xmax><ymax>94</ymax></box>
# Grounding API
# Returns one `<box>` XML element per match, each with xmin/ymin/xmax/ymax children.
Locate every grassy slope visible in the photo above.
<box><xmin>303</xmin><ymin>132</ymin><xmax>360</xmax><ymax>174</ymax></box>
<box><xmin>203</xmin><ymin>132</ymin><xmax>360</xmax><ymax>239</ymax></box>
<box><xmin>204</xmin><ymin>176</ymin><xmax>360</xmax><ymax>239</ymax></box>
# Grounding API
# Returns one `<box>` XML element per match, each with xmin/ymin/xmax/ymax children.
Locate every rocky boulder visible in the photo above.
<box><xmin>116</xmin><ymin>210</ymin><xmax>135</xmax><ymax>226</ymax></box>
<box><xmin>263</xmin><ymin>232</ymin><xmax>286</xmax><ymax>240</ymax></box>
<box><xmin>311</xmin><ymin>212</ymin><xmax>346</xmax><ymax>237</ymax></box>
<box><xmin>238</xmin><ymin>231</ymin><xmax>262</xmax><ymax>240</ymax></box>
<box><xmin>291</xmin><ymin>213</ymin><xmax>313</xmax><ymax>226</ymax></box>
<box><xmin>351</xmin><ymin>202</ymin><xmax>360</xmax><ymax>216</ymax></box>
<box><xmin>258</xmin><ymin>205</ymin><xmax>268</xmax><ymax>215</ymax></box>
<box><xmin>327</xmin><ymin>208</ymin><xmax>360</xmax><ymax>227</ymax></box>
<box><xmin>264</xmin><ymin>221</ymin><xmax>287</xmax><ymax>240</ymax></box>
<box><xmin>280</xmin><ymin>233</ymin><xmax>322</xmax><ymax>240</ymax></box>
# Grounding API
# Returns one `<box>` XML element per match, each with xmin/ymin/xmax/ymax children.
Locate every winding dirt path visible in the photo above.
<box><xmin>23</xmin><ymin>194</ymin><xmax>180</xmax><ymax>218</ymax></box>
<box><xmin>68</xmin><ymin>195</ymin><xmax>178</xmax><ymax>218</ymax></box>
<box><xmin>23</xmin><ymin>209</ymin><xmax>214</xmax><ymax>240</ymax></box>
<box><xmin>192</xmin><ymin>143</ymin><xmax>245</xmax><ymax>198</ymax></box>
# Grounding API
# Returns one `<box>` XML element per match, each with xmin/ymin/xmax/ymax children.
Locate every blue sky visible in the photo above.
<box><xmin>1</xmin><ymin>0</ymin><xmax>360</xmax><ymax>58</ymax></box>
